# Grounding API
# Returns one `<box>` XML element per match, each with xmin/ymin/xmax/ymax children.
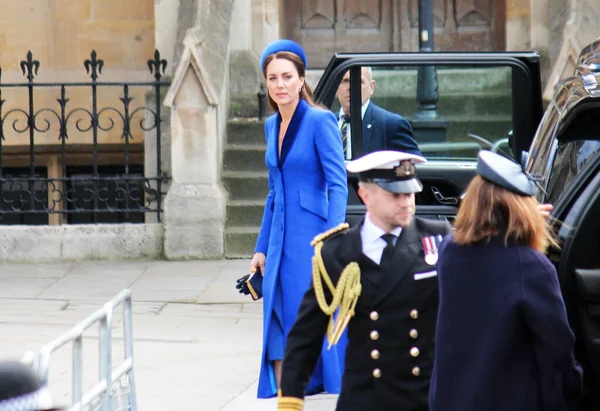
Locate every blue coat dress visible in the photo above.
<box><xmin>255</xmin><ymin>99</ymin><xmax>348</xmax><ymax>398</ymax></box>
<box><xmin>429</xmin><ymin>235</ymin><xmax>583</xmax><ymax>411</ymax></box>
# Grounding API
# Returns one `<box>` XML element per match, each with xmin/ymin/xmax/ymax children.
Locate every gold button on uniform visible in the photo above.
<box><xmin>410</xmin><ymin>309</ymin><xmax>419</xmax><ymax>319</ymax></box>
<box><xmin>370</xmin><ymin>330</ymin><xmax>379</xmax><ymax>340</ymax></box>
<box><xmin>370</xmin><ymin>349</ymin><xmax>380</xmax><ymax>360</ymax></box>
<box><xmin>409</xmin><ymin>329</ymin><xmax>418</xmax><ymax>339</ymax></box>
<box><xmin>410</xmin><ymin>347</ymin><xmax>420</xmax><ymax>357</ymax></box>
<box><xmin>369</xmin><ymin>311</ymin><xmax>379</xmax><ymax>321</ymax></box>
<box><xmin>412</xmin><ymin>367</ymin><xmax>421</xmax><ymax>377</ymax></box>
<box><xmin>373</xmin><ymin>368</ymin><xmax>382</xmax><ymax>378</ymax></box>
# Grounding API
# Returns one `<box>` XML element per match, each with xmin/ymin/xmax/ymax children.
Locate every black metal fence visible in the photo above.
<box><xmin>0</xmin><ymin>50</ymin><xmax>171</xmax><ymax>224</ymax></box>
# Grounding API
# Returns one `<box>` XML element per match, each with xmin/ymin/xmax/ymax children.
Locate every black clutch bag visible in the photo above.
<box><xmin>235</xmin><ymin>268</ymin><xmax>263</xmax><ymax>301</ymax></box>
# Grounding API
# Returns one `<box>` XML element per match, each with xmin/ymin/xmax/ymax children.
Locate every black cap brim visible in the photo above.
<box><xmin>374</xmin><ymin>178</ymin><xmax>423</xmax><ymax>194</ymax></box>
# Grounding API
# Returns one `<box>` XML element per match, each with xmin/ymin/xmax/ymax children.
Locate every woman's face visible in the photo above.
<box><xmin>265</xmin><ymin>57</ymin><xmax>304</xmax><ymax>108</ymax></box>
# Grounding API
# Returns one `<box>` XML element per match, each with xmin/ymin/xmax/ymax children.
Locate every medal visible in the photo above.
<box><xmin>425</xmin><ymin>253</ymin><xmax>438</xmax><ymax>265</ymax></box>
<box><xmin>421</xmin><ymin>236</ymin><xmax>441</xmax><ymax>266</ymax></box>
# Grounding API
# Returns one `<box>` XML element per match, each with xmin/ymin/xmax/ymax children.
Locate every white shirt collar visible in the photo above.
<box><xmin>361</xmin><ymin>212</ymin><xmax>402</xmax><ymax>243</ymax></box>
<box><xmin>338</xmin><ymin>99</ymin><xmax>371</xmax><ymax>120</ymax></box>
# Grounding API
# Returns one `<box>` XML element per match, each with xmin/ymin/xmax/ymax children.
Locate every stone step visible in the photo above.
<box><xmin>227</xmin><ymin>94</ymin><xmax>510</xmax><ymax>144</ymax></box>
<box><xmin>223</xmin><ymin>144</ymin><xmax>266</xmax><ymax>172</ymax></box>
<box><xmin>371</xmin><ymin>92</ymin><xmax>512</xmax><ymax>119</ymax></box>
<box><xmin>224</xmin><ymin>226</ymin><xmax>259</xmax><ymax>258</ymax></box>
<box><xmin>306</xmin><ymin>67</ymin><xmax>511</xmax><ymax>94</ymax></box>
<box><xmin>226</xmin><ymin>200</ymin><xmax>264</xmax><ymax>227</ymax></box>
<box><xmin>222</xmin><ymin>171</ymin><xmax>269</xmax><ymax>201</ymax></box>
<box><xmin>223</xmin><ymin>116</ymin><xmax>511</xmax><ymax>172</ymax></box>
<box><xmin>227</xmin><ymin>119</ymin><xmax>267</xmax><ymax>145</ymax></box>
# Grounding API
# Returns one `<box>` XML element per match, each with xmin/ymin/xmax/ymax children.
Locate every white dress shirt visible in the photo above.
<box><xmin>338</xmin><ymin>99</ymin><xmax>371</xmax><ymax>160</ymax></box>
<box><xmin>360</xmin><ymin>212</ymin><xmax>402</xmax><ymax>264</ymax></box>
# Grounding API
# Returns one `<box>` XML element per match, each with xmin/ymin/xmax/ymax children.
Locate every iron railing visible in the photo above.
<box><xmin>35</xmin><ymin>289</ymin><xmax>137</xmax><ymax>411</ymax></box>
<box><xmin>0</xmin><ymin>50</ymin><xmax>171</xmax><ymax>224</ymax></box>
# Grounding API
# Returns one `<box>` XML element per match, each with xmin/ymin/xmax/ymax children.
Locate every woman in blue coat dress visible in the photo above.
<box><xmin>429</xmin><ymin>151</ymin><xmax>582</xmax><ymax>411</ymax></box>
<box><xmin>249</xmin><ymin>40</ymin><xmax>348</xmax><ymax>399</ymax></box>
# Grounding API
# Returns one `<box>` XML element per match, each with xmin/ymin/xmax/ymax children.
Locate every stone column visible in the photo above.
<box><xmin>162</xmin><ymin>1</ymin><xmax>234</xmax><ymax>259</ymax></box>
<box><xmin>542</xmin><ymin>0</ymin><xmax>600</xmax><ymax>100</ymax></box>
<box><xmin>506</xmin><ymin>0</ymin><xmax>532</xmax><ymax>50</ymax></box>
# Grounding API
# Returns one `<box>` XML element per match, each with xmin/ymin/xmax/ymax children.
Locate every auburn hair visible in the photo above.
<box><xmin>453</xmin><ymin>175</ymin><xmax>558</xmax><ymax>253</ymax></box>
<box><xmin>262</xmin><ymin>51</ymin><xmax>321</xmax><ymax>111</ymax></box>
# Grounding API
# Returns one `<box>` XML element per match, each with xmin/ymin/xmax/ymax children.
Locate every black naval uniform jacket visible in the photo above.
<box><xmin>280</xmin><ymin>217</ymin><xmax>453</xmax><ymax>411</ymax></box>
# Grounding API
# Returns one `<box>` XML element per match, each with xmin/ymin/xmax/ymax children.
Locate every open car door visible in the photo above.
<box><xmin>551</xmin><ymin>152</ymin><xmax>600</xmax><ymax>409</ymax></box>
<box><xmin>313</xmin><ymin>52</ymin><xmax>543</xmax><ymax>224</ymax></box>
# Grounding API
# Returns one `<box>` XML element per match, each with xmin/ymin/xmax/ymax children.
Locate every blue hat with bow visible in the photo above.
<box><xmin>476</xmin><ymin>150</ymin><xmax>537</xmax><ymax>196</ymax></box>
<box><xmin>260</xmin><ymin>39</ymin><xmax>308</xmax><ymax>71</ymax></box>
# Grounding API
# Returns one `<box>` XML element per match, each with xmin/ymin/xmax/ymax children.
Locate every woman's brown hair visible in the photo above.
<box><xmin>262</xmin><ymin>51</ymin><xmax>321</xmax><ymax>111</ymax></box>
<box><xmin>453</xmin><ymin>175</ymin><xmax>558</xmax><ymax>253</ymax></box>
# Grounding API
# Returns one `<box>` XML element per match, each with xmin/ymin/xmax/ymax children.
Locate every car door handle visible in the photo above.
<box><xmin>431</xmin><ymin>187</ymin><xmax>458</xmax><ymax>205</ymax></box>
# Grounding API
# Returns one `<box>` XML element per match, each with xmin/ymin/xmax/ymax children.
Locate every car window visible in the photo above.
<box><xmin>546</xmin><ymin>139</ymin><xmax>600</xmax><ymax>204</ymax></box>
<box><xmin>331</xmin><ymin>65</ymin><xmax>514</xmax><ymax>161</ymax></box>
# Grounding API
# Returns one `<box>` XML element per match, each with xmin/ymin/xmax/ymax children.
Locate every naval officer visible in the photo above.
<box><xmin>277</xmin><ymin>150</ymin><xmax>453</xmax><ymax>411</ymax></box>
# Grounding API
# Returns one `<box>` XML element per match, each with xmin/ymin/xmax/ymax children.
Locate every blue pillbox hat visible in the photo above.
<box><xmin>476</xmin><ymin>150</ymin><xmax>537</xmax><ymax>196</ymax></box>
<box><xmin>260</xmin><ymin>39</ymin><xmax>308</xmax><ymax>71</ymax></box>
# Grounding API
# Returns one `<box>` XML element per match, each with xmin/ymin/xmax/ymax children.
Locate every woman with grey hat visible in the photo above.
<box><xmin>429</xmin><ymin>150</ymin><xmax>583</xmax><ymax>411</ymax></box>
<box><xmin>0</xmin><ymin>361</ymin><xmax>63</xmax><ymax>411</ymax></box>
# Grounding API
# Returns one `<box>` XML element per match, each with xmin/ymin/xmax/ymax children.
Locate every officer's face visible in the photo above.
<box><xmin>359</xmin><ymin>183</ymin><xmax>416</xmax><ymax>229</ymax></box>
<box><xmin>336</xmin><ymin>68</ymin><xmax>375</xmax><ymax>116</ymax></box>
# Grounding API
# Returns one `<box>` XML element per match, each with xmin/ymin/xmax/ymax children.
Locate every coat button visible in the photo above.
<box><xmin>370</xmin><ymin>330</ymin><xmax>379</xmax><ymax>340</ymax></box>
<box><xmin>369</xmin><ymin>311</ymin><xmax>379</xmax><ymax>321</ymax></box>
<box><xmin>372</xmin><ymin>368</ymin><xmax>382</xmax><ymax>378</ymax></box>
<box><xmin>410</xmin><ymin>309</ymin><xmax>419</xmax><ymax>319</ymax></box>
<box><xmin>412</xmin><ymin>367</ymin><xmax>421</xmax><ymax>377</ymax></box>
<box><xmin>371</xmin><ymin>349</ymin><xmax>380</xmax><ymax>360</ymax></box>
<box><xmin>409</xmin><ymin>329</ymin><xmax>418</xmax><ymax>339</ymax></box>
<box><xmin>410</xmin><ymin>347</ymin><xmax>420</xmax><ymax>357</ymax></box>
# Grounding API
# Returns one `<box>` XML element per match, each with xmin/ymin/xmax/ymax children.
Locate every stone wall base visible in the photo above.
<box><xmin>163</xmin><ymin>183</ymin><xmax>226</xmax><ymax>260</ymax></box>
<box><xmin>0</xmin><ymin>224</ymin><xmax>163</xmax><ymax>262</ymax></box>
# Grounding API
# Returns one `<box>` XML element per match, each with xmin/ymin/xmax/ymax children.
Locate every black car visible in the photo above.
<box><xmin>313</xmin><ymin>38</ymin><xmax>600</xmax><ymax>408</ymax></box>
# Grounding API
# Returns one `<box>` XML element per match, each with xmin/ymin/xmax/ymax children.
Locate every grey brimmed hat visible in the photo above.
<box><xmin>346</xmin><ymin>150</ymin><xmax>427</xmax><ymax>194</ymax></box>
<box><xmin>476</xmin><ymin>150</ymin><xmax>536</xmax><ymax>196</ymax></box>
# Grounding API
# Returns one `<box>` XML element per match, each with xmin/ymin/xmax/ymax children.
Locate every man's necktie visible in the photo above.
<box><xmin>379</xmin><ymin>233</ymin><xmax>396</xmax><ymax>270</ymax></box>
<box><xmin>340</xmin><ymin>114</ymin><xmax>350</xmax><ymax>156</ymax></box>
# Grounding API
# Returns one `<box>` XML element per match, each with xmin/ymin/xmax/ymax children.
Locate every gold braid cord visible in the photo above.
<box><xmin>310</xmin><ymin>223</ymin><xmax>361</xmax><ymax>349</ymax></box>
<box><xmin>277</xmin><ymin>391</ymin><xmax>304</xmax><ymax>411</ymax></box>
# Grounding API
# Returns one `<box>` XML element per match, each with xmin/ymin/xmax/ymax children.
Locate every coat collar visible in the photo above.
<box><xmin>276</xmin><ymin>98</ymin><xmax>309</xmax><ymax>168</ymax></box>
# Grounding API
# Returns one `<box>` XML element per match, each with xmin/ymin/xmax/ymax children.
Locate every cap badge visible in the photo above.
<box><xmin>394</xmin><ymin>160</ymin><xmax>415</xmax><ymax>177</ymax></box>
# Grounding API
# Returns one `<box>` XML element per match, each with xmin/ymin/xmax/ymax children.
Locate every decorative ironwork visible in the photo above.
<box><xmin>0</xmin><ymin>50</ymin><xmax>171</xmax><ymax>224</ymax></box>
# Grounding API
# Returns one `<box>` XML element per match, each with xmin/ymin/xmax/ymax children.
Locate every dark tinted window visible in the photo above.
<box><xmin>66</xmin><ymin>166</ymin><xmax>145</xmax><ymax>224</ymax></box>
<box><xmin>0</xmin><ymin>168</ymin><xmax>48</xmax><ymax>225</ymax></box>
<box><xmin>546</xmin><ymin>140</ymin><xmax>600</xmax><ymax>204</ymax></box>
<box><xmin>330</xmin><ymin>65</ymin><xmax>514</xmax><ymax>161</ymax></box>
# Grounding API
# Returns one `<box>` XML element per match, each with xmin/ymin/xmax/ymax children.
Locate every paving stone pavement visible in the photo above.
<box><xmin>0</xmin><ymin>260</ymin><xmax>338</xmax><ymax>411</ymax></box>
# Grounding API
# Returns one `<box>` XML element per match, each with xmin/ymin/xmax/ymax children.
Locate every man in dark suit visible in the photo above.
<box><xmin>336</xmin><ymin>67</ymin><xmax>422</xmax><ymax>159</ymax></box>
<box><xmin>276</xmin><ymin>151</ymin><xmax>452</xmax><ymax>411</ymax></box>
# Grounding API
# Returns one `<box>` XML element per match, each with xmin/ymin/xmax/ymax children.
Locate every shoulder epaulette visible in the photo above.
<box><xmin>310</xmin><ymin>222</ymin><xmax>350</xmax><ymax>246</ymax></box>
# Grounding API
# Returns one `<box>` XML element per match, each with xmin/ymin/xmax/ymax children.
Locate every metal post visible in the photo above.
<box><xmin>412</xmin><ymin>0</ymin><xmax>448</xmax><ymax>148</ymax></box>
<box><xmin>257</xmin><ymin>83</ymin><xmax>267</xmax><ymax>120</ymax></box>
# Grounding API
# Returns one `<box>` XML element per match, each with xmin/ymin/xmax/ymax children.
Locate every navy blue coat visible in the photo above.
<box><xmin>363</xmin><ymin>102</ymin><xmax>422</xmax><ymax>156</ymax></box>
<box><xmin>430</xmin><ymin>236</ymin><xmax>583</xmax><ymax>411</ymax></box>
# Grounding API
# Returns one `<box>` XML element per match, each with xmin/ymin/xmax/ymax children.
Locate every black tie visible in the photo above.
<box><xmin>380</xmin><ymin>234</ymin><xmax>396</xmax><ymax>269</ymax></box>
<box><xmin>340</xmin><ymin>114</ymin><xmax>350</xmax><ymax>156</ymax></box>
